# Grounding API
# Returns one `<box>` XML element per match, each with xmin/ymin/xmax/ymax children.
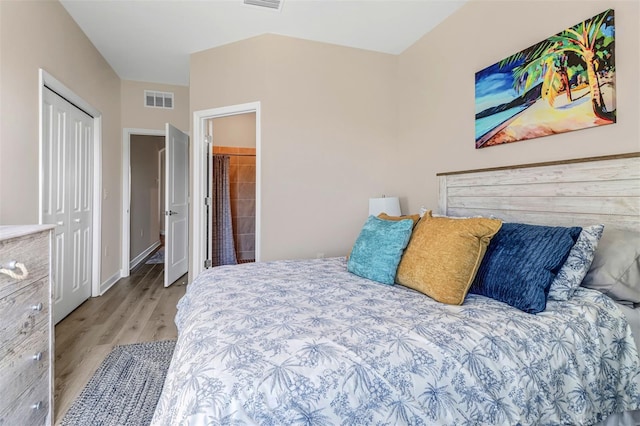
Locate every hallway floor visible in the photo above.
<box><xmin>53</xmin><ymin>261</ymin><xmax>186</xmax><ymax>424</ymax></box>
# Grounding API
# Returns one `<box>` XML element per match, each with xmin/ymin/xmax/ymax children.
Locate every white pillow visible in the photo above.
<box><xmin>548</xmin><ymin>224</ymin><xmax>604</xmax><ymax>301</ymax></box>
<box><xmin>582</xmin><ymin>228</ymin><xmax>640</xmax><ymax>304</ymax></box>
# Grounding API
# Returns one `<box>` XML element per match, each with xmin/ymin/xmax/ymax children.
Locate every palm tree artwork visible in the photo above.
<box><xmin>475</xmin><ymin>9</ymin><xmax>615</xmax><ymax>149</ymax></box>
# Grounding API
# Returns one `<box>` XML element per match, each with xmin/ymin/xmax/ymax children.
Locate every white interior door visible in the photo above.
<box><xmin>42</xmin><ymin>88</ymin><xmax>93</xmax><ymax>323</ymax></box>
<box><xmin>165</xmin><ymin>123</ymin><xmax>189</xmax><ymax>287</ymax></box>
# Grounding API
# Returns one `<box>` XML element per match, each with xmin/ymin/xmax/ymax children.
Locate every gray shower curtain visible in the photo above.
<box><xmin>212</xmin><ymin>155</ymin><xmax>237</xmax><ymax>266</ymax></box>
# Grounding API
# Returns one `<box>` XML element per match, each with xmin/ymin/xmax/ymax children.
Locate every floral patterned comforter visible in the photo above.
<box><xmin>152</xmin><ymin>258</ymin><xmax>640</xmax><ymax>426</ymax></box>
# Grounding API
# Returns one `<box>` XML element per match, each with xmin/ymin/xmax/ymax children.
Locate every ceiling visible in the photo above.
<box><xmin>60</xmin><ymin>0</ymin><xmax>466</xmax><ymax>87</ymax></box>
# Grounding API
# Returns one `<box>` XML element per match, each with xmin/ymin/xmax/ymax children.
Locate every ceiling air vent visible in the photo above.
<box><xmin>244</xmin><ymin>0</ymin><xmax>283</xmax><ymax>11</ymax></box>
<box><xmin>144</xmin><ymin>90</ymin><xmax>174</xmax><ymax>109</ymax></box>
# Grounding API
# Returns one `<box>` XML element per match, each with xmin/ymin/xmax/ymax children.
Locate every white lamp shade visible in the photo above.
<box><xmin>369</xmin><ymin>196</ymin><xmax>401</xmax><ymax>216</ymax></box>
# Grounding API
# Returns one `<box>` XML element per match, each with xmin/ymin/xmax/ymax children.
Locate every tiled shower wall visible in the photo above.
<box><xmin>213</xmin><ymin>146</ymin><xmax>256</xmax><ymax>262</ymax></box>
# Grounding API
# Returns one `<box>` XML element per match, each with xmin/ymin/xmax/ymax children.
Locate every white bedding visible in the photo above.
<box><xmin>153</xmin><ymin>258</ymin><xmax>640</xmax><ymax>425</ymax></box>
<box><xmin>595</xmin><ymin>304</ymin><xmax>640</xmax><ymax>426</ymax></box>
<box><xmin>618</xmin><ymin>303</ymin><xmax>640</xmax><ymax>356</ymax></box>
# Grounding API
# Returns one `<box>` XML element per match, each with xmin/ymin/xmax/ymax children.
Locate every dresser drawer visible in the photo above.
<box><xmin>0</xmin><ymin>323</ymin><xmax>49</xmax><ymax>414</ymax></box>
<box><xmin>0</xmin><ymin>278</ymin><xmax>48</xmax><ymax>353</ymax></box>
<box><xmin>0</xmin><ymin>231</ymin><xmax>49</xmax><ymax>300</ymax></box>
<box><xmin>0</xmin><ymin>371</ymin><xmax>49</xmax><ymax>426</ymax></box>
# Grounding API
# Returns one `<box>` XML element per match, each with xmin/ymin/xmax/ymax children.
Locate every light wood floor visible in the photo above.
<box><xmin>53</xmin><ymin>261</ymin><xmax>187</xmax><ymax>424</ymax></box>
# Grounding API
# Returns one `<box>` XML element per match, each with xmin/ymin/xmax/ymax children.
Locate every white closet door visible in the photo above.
<box><xmin>42</xmin><ymin>88</ymin><xmax>93</xmax><ymax>324</ymax></box>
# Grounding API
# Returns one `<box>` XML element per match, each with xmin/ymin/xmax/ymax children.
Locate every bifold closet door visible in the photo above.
<box><xmin>42</xmin><ymin>88</ymin><xmax>93</xmax><ymax>324</ymax></box>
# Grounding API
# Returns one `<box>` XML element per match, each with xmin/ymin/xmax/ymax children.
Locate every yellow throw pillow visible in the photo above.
<box><xmin>377</xmin><ymin>213</ymin><xmax>421</xmax><ymax>228</ymax></box>
<box><xmin>396</xmin><ymin>211</ymin><xmax>502</xmax><ymax>305</ymax></box>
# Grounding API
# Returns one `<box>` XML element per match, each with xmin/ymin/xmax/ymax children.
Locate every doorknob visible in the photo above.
<box><xmin>165</xmin><ymin>210</ymin><xmax>178</xmax><ymax>216</ymax></box>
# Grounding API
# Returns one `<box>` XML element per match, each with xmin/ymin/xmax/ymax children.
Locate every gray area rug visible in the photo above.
<box><xmin>61</xmin><ymin>340</ymin><xmax>176</xmax><ymax>426</ymax></box>
<box><xmin>145</xmin><ymin>247</ymin><xmax>164</xmax><ymax>265</ymax></box>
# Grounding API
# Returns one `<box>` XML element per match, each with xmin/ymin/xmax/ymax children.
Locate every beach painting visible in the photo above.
<box><xmin>475</xmin><ymin>9</ymin><xmax>615</xmax><ymax>149</ymax></box>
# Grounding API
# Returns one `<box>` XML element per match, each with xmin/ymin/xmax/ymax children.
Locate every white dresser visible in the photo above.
<box><xmin>0</xmin><ymin>225</ymin><xmax>54</xmax><ymax>425</ymax></box>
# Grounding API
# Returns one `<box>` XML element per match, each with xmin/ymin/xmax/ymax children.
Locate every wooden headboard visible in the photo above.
<box><xmin>437</xmin><ymin>153</ymin><xmax>640</xmax><ymax>232</ymax></box>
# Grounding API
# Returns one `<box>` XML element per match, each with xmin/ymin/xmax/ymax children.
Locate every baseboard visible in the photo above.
<box><xmin>129</xmin><ymin>241</ymin><xmax>161</xmax><ymax>270</ymax></box>
<box><xmin>100</xmin><ymin>270</ymin><xmax>121</xmax><ymax>295</ymax></box>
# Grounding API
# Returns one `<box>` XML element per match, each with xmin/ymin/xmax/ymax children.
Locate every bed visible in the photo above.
<box><xmin>152</xmin><ymin>153</ymin><xmax>640</xmax><ymax>426</ymax></box>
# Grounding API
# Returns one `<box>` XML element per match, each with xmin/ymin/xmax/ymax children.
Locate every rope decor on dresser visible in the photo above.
<box><xmin>0</xmin><ymin>260</ymin><xmax>29</xmax><ymax>280</ymax></box>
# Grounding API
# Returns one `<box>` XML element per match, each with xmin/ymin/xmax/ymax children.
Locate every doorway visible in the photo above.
<box><xmin>208</xmin><ymin>113</ymin><xmax>257</xmax><ymax>266</ymax></box>
<box><xmin>128</xmin><ymin>134</ymin><xmax>164</xmax><ymax>269</ymax></box>
<box><xmin>121</xmin><ymin>125</ymin><xmax>189</xmax><ymax>288</ymax></box>
<box><xmin>121</xmin><ymin>128</ymin><xmax>164</xmax><ymax>278</ymax></box>
<box><xmin>192</xmin><ymin>102</ymin><xmax>261</xmax><ymax>279</ymax></box>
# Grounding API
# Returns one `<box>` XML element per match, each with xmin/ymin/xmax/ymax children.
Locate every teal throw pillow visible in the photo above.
<box><xmin>347</xmin><ymin>215</ymin><xmax>414</xmax><ymax>285</ymax></box>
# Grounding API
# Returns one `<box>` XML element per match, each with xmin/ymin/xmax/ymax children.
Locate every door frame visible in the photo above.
<box><xmin>192</xmin><ymin>102</ymin><xmax>261</xmax><ymax>281</ymax></box>
<box><xmin>38</xmin><ymin>69</ymin><xmax>102</xmax><ymax>298</ymax></box>
<box><xmin>121</xmin><ymin>128</ymin><xmax>165</xmax><ymax>278</ymax></box>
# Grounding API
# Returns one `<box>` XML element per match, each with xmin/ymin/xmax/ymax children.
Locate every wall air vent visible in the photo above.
<box><xmin>244</xmin><ymin>0</ymin><xmax>283</xmax><ymax>11</ymax></box>
<box><xmin>144</xmin><ymin>90</ymin><xmax>174</xmax><ymax>109</ymax></box>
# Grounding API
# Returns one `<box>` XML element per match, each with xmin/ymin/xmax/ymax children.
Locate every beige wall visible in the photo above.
<box><xmin>396</xmin><ymin>0</ymin><xmax>640</xmax><ymax>214</ymax></box>
<box><xmin>121</xmin><ymin>80</ymin><xmax>190</xmax><ymax>131</ymax></box>
<box><xmin>191</xmin><ymin>3</ymin><xmax>640</xmax><ymax>262</ymax></box>
<box><xmin>191</xmin><ymin>34</ymin><xmax>399</xmax><ymax>261</ymax></box>
<box><xmin>210</xmin><ymin>113</ymin><xmax>256</xmax><ymax>148</ymax></box>
<box><xmin>0</xmin><ymin>0</ymin><xmax>122</xmax><ymax>282</ymax></box>
<box><xmin>130</xmin><ymin>135</ymin><xmax>163</xmax><ymax>261</ymax></box>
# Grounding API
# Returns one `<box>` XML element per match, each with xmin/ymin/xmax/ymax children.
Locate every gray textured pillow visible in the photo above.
<box><xmin>582</xmin><ymin>228</ymin><xmax>640</xmax><ymax>303</ymax></box>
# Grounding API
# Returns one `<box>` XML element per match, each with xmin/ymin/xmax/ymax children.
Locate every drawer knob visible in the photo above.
<box><xmin>32</xmin><ymin>302</ymin><xmax>44</xmax><ymax>312</ymax></box>
<box><xmin>0</xmin><ymin>261</ymin><xmax>29</xmax><ymax>280</ymax></box>
<box><xmin>33</xmin><ymin>352</ymin><xmax>43</xmax><ymax>361</ymax></box>
<box><xmin>32</xmin><ymin>401</ymin><xmax>43</xmax><ymax>410</ymax></box>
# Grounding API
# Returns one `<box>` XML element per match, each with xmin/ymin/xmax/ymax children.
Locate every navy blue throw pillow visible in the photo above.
<box><xmin>470</xmin><ymin>223</ymin><xmax>582</xmax><ymax>314</ymax></box>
